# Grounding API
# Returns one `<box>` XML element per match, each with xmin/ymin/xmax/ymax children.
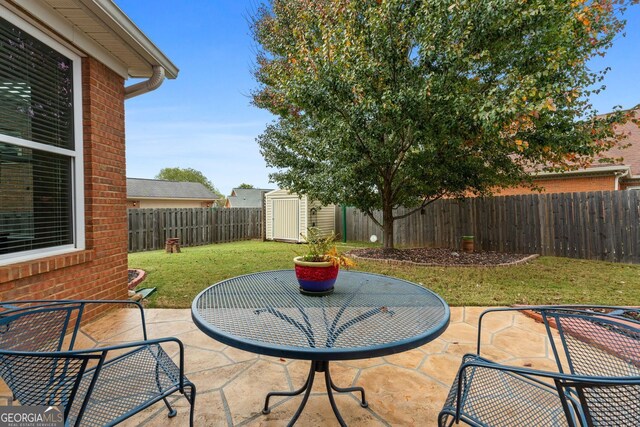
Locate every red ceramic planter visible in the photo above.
<box><xmin>293</xmin><ymin>256</ymin><xmax>339</xmax><ymax>296</ymax></box>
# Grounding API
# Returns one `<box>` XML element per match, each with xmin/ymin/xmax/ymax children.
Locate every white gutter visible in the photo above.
<box><xmin>533</xmin><ymin>165</ymin><xmax>631</xmax><ymax>178</ymax></box>
<box><xmin>124</xmin><ymin>65</ymin><xmax>165</xmax><ymax>99</ymax></box>
<box><xmin>81</xmin><ymin>0</ymin><xmax>179</xmax><ymax>78</ymax></box>
<box><xmin>614</xmin><ymin>170</ymin><xmax>629</xmax><ymax>190</ymax></box>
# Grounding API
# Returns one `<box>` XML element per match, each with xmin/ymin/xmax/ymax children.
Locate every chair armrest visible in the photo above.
<box><xmin>71</xmin><ymin>300</ymin><xmax>149</xmax><ymax>340</ymax></box>
<box><xmin>458</xmin><ymin>355</ymin><xmax>640</xmax><ymax>385</ymax></box>
<box><xmin>73</xmin><ymin>337</ymin><xmax>188</xmax><ymax>391</ymax></box>
<box><xmin>3</xmin><ymin>337</ymin><xmax>189</xmax><ymax>393</ymax></box>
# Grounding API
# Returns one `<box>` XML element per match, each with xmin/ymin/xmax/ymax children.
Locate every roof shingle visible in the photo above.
<box><xmin>127</xmin><ymin>178</ymin><xmax>219</xmax><ymax>200</ymax></box>
<box><xmin>226</xmin><ymin>188</ymin><xmax>274</xmax><ymax>208</ymax></box>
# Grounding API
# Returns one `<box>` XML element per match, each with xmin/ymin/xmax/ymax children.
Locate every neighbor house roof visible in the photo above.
<box><xmin>5</xmin><ymin>0</ymin><xmax>178</xmax><ymax>79</ymax></box>
<box><xmin>529</xmin><ymin>106</ymin><xmax>640</xmax><ymax>180</ymax></box>
<box><xmin>127</xmin><ymin>178</ymin><xmax>219</xmax><ymax>200</ymax></box>
<box><xmin>226</xmin><ymin>188</ymin><xmax>274</xmax><ymax>208</ymax></box>
<box><xmin>595</xmin><ymin>107</ymin><xmax>640</xmax><ymax>177</ymax></box>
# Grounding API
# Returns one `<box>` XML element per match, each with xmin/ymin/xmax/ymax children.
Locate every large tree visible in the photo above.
<box><xmin>252</xmin><ymin>0</ymin><xmax>637</xmax><ymax>248</ymax></box>
<box><xmin>155</xmin><ymin>167</ymin><xmax>222</xmax><ymax>197</ymax></box>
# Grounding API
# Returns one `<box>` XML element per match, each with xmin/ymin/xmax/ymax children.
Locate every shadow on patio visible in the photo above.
<box><xmin>0</xmin><ymin>307</ymin><xmax>558</xmax><ymax>426</ymax></box>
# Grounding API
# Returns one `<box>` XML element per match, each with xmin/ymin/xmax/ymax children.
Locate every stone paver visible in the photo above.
<box><xmin>0</xmin><ymin>307</ymin><xmax>561</xmax><ymax>426</ymax></box>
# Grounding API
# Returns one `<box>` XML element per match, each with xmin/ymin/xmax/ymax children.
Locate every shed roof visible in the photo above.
<box><xmin>127</xmin><ymin>178</ymin><xmax>219</xmax><ymax>200</ymax></box>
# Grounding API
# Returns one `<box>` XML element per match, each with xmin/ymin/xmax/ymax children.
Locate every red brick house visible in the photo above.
<box><xmin>497</xmin><ymin>107</ymin><xmax>640</xmax><ymax>195</ymax></box>
<box><xmin>0</xmin><ymin>1</ymin><xmax>177</xmax><ymax>319</ymax></box>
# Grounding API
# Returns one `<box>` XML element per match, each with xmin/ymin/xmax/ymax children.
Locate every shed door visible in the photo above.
<box><xmin>272</xmin><ymin>199</ymin><xmax>299</xmax><ymax>241</ymax></box>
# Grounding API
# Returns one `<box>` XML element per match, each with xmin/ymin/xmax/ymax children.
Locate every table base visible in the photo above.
<box><xmin>262</xmin><ymin>360</ymin><xmax>368</xmax><ymax>427</ymax></box>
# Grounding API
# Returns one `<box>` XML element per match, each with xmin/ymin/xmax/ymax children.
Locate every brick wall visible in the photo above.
<box><xmin>620</xmin><ymin>178</ymin><xmax>640</xmax><ymax>190</ymax></box>
<box><xmin>0</xmin><ymin>57</ymin><xmax>129</xmax><ymax>320</ymax></box>
<box><xmin>496</xmin><ymin>174</ymin><xmax>616</xmax><ymax>196</ymax></box>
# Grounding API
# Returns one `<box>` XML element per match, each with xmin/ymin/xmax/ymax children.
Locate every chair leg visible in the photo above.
<box><xmin>163</xmin><ymin>397</ymin><xmax>177</xmax><ymax>418</ymax></box>
<box><xmin>152</xmin><ymin>347</ymin><xmax>177</xmax><ymax>418</ymax></box>
<box><xmin>438</xmin><ymin>410</ymin><xmax>455</xmax><ymax>427</ymax></box>
<box><xmin>186</xmin><ymin>383</ymin><xmax>197</xmax><ymax>427</ymax></box>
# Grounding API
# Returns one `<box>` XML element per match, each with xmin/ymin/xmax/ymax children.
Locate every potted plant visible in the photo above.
<box><xmin>294</xmin><ymin>227</ymin><xmax>355</xmax><ymax>296</ymax></box>
<box><xmin>461</xmin><ymin>235</ymin><xmax>474</xmax><ymax>253</ymax></box>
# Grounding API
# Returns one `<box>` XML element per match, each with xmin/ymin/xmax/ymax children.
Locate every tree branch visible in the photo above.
<box><xmin>362</xmin><ymin>208</ymin><xmax>383</xmax><ymax>228</ymax></box>
<box><xmin>392</xmin><ymin>193</ymin><xmax>445</xmax><ymax>221</ymax></box>
<box><xmin>389</xmin><ymin>131</ymin><xmax>415</xmax><ymax>180</ymax></box>
<box><xmin>331</xmin><ymin>103</ymin><xmax>386</xmax><ymax>177</ymax></box>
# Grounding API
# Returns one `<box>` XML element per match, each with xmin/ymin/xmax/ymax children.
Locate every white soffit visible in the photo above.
<box><xmin>3</xmin><ymin>0</ymin><xmax>178</xmax><ymax>80</ymax></box>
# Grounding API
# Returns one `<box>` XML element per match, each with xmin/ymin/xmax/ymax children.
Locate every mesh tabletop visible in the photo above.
<box><xmin>192</xmin><ymin>270</ymin><xmax>450</xmax><ymax>361</ymax></box>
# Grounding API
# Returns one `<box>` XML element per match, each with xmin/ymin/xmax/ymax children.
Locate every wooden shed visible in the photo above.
<box><xmin>265</xmin><ymin>189</ymin><xmax>335</xmax><ymax>242</ymax></box>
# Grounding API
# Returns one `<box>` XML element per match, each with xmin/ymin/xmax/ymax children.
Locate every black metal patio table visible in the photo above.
<box><xmin>191</xmin><ymin>270</ymin><xmax>450</xmax><ymax>426</ymax></box>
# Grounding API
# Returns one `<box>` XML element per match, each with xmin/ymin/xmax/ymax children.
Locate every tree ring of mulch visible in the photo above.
<box><xmin>347</xmin><ymin>247</ymin><xmax>538</xmax><ymax>267</ymax></box>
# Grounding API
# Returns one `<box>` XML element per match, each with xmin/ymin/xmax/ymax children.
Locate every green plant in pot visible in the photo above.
<box><xmin>294</xmin><ymin>227</ymin><xmax>355</xmax><ymax>296</ymax></box>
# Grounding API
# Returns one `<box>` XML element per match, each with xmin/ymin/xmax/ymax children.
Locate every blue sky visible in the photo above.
<box><xmin>116</xmin><ymin>1</ymin><xmax>640</xmax><ymax>196</ymax></box>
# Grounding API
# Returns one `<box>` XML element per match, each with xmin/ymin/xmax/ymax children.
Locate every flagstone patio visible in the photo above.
<box><xmin>0</xmin><ymin>307</ymin><xmax>561</xmax><ymax>426</ymax></box>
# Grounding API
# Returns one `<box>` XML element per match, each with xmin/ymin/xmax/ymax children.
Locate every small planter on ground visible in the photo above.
<box><xmin>461</xmin><ymin>236</ymin><xmax>474</xmax><ymax>253</ymax></box>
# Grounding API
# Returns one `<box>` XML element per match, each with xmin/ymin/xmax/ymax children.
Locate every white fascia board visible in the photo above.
<box><xmin>532</xmin><ymin>165</ymin><xmax>631</xmax><ymax>178</ymax></box>
<box><xmin>80</xmin><ymin>0</ymin><xmax>179</xmax><ymax>79</ymax></box>
<box><xmin>2</xmin><ymin>0</ymin><xmax>129</xmax><ymax>78</ymax></box>
<box><xmin>3</xmin><ymin>0</ymin><xmax>178</xmax><ymax>79</ymax></box>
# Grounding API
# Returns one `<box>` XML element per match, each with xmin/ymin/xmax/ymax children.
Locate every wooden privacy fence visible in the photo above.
<box><xmin>338</xmin><ymin>190</ymin><xmax>640</xmax><ymax>263</ymax></box>
<box><xmin>128</xmin><ymin>208</ymin><xmax>262</xmax><ymax>252</ymax></box>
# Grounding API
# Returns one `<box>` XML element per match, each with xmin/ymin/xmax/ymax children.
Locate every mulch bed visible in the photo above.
<box><xmin>348</xmin><ymin>247</ymin><xmax>537</xmax><ymax>267</ymax></box>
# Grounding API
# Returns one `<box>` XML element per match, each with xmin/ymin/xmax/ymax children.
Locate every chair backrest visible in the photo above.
<box><xmin>0</xmin><ymin>303</ymin><xmax>84</xmax><ymax>352</ymax></box>
<box><xmin>558</xmin><ymin>377</ymin><xmax>640</xmax><ymax>427</ymax></box>
<box><xmin>542</xmin><ymin>309</ymin><xmax>640</xmax><ymax>426</ymax></box>
<box><xmin>0</xmin><ymin>303</ymin><xmax>102</xmax><ymax>424</ymax></box>
<box><xmin>544</xmin><ymin>309</ymin><xmax>639</xmax><ymax>377</ymax></box>
<box><xmin>0</xmin><ymin>351</ymin><xmax>101</xmax><ymax>423</ymax></box>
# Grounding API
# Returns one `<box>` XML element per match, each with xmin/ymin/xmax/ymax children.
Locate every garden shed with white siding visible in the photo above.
<box><xmin>265</xmin><ymin>189</ymin><xmax>335</xmax><ymax>242</ymax></box>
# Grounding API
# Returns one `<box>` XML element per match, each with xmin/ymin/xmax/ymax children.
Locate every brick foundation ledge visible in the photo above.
<box><xmin>0</xmin><ymin>250</ymin><xmax>96</xmax><ymax>284</ymax></box>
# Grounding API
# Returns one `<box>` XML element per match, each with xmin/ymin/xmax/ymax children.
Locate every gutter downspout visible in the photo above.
<box><xmin>124</xmin><ymin>65</ymin><xmax>165</xmax><ymax>99</ymax></box>
<box><xmin>614</xmin><ymin>169</ymin><xmax>630</xmax><ymax>191</ymax></box>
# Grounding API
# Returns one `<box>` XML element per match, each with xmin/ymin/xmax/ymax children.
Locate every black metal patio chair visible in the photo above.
<box><xmin>0</xmin><ymin>300</ymin><xmax>196</xmax><ymax>426</ymax></box>
<box><xmin>439</xmin><ymin>306</ymin><xmax>640</xmax><ymax>427</ymax></box>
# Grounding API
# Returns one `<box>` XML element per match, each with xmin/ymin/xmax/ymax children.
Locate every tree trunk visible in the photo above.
<box><xmin>382</xmin><ymin>203</ymin><xmax>394</xmax><ymax>249</ymax></box>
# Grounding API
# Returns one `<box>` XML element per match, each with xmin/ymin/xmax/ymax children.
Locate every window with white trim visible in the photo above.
<box><xmin>0</xmin><ymin>14</ymin><xmax>84</xmax><ymax>264</ymax></box>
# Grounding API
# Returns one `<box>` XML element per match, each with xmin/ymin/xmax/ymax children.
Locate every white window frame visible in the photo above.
<box><xmin>0</xmin><ymin>11</ymin><xmax>85</xmax><ymax>266</ymax></box>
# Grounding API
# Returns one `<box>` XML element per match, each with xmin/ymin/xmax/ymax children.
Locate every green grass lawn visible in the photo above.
<box><xmin>129</xmin><ymin>240</ymin><xmax>640</xmax><ymax>308</ymax></box>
